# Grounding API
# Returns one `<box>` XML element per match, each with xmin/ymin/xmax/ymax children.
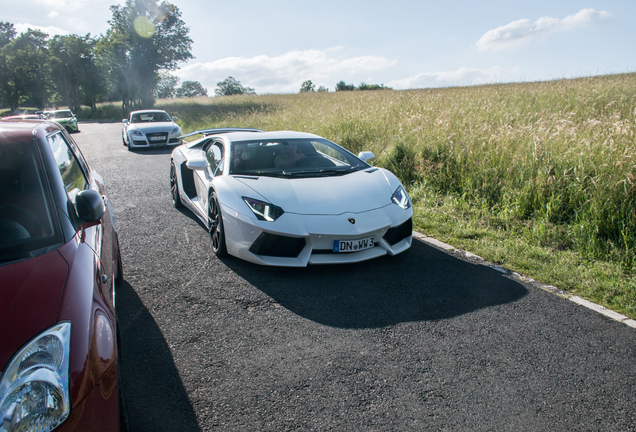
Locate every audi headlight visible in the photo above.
<box><xmin>243</xmin><ymin>197</ymin><xmax>284</xmax><ymax>222</ymax></box>
<box><xmin>131</xmin><ymin>130</ymin><xmax>143</xmax><ymax>136</ymax></box>
<box><xmin>391</xmin><ymin>185</ymin><xmax>411</xmax><ymax>209</ymax></box>
<box><xmin>0</xmin><ymin>322</ymin><xmax>71</xmax><ymax>432</ymax></box>
<box><xmin>171</xmin><ymin>127</ymin><xmax>180</xmax><ymax>135</ymax></box>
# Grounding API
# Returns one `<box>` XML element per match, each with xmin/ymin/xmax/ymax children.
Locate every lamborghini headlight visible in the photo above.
<box><xmin>243</xmin><ymin>197</ymin><xmax>285</xmax><ymax>222</ymax></box>
<box><xmin>391</xmin><ymin>185</ymin><xmax>411</xmax><ymax>209</ymax></box>
<box><xmin>0</xmin><ymin>323</ymin><xmax>71</xmax><ymax>432</ymax></box>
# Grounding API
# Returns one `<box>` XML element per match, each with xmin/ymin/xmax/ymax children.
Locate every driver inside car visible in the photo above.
<box><xmin>274</xmin><ymin>142</ymin><xmax>305</xmax><ymax>168</ymax></box>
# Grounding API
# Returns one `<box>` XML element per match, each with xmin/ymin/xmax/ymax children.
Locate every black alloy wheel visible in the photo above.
<box><xmin>170</xmin><ymin>162</ymin><xmax>183</xmax><ymax>208</ymax></box>
<box><xmin>208</xmin><ymin>191</ymin><xmax>227</xmax><ymax>256</ymax></box>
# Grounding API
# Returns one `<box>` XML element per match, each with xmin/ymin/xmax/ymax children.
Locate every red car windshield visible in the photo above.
<box><xmin>0</xmin><ymin>140</ymin><xmax>60</xmax><ymax>261</ymax></box>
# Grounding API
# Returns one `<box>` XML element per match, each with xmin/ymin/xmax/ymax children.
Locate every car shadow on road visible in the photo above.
<box><xmin>176</xmin><ymin>207</ymin><xmax>207</xmax><ymax>230</ymax></box>
<box><xmin>224</xmin><ymin>239</ymin><xmax>528</xmax><ymax>329</ymax></box>
<box><xmin>116</xmin><ymin>280</ymin><xmax>200</xmax><ymax>432</ymax></box>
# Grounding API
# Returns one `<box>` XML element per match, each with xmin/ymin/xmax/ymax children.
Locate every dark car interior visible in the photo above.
<box><xmin>0</xmin><ymin>142</ymin><xmax>54</xmax><ymax>250</ymax></box>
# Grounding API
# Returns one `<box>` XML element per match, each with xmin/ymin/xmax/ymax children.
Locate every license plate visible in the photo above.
<box><xmin>333</xmin><ymin>237</ymin><xmax>374</xmax><ymax>253</ymax></box>
<box><xmin>149</xmin><ymin>135</ymin><xmax>164</xmax><ymax>141</ymax></box>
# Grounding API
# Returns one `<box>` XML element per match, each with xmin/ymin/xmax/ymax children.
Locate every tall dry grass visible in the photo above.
<box><xmin>158</xmin><ymin>74</ymin><xmax>636</xmax><ymax>274</ymax></box>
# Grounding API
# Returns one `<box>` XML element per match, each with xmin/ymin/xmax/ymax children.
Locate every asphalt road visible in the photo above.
<box><xmin>75</xmin><ymin>122</ymin><xmax>636</xmax><ymax>431</ymax></box>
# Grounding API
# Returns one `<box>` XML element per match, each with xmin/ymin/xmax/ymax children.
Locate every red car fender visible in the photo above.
<box><xmin>57</xmin><ymin>231</ymin><xmax>117</xmax><ymax>408</ymax></box>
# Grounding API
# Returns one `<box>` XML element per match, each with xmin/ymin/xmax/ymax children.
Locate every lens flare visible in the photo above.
<box><xmin>133</xmin><ymin>16</ymin><xmax>155</xmax><ymax>38</ymax></box>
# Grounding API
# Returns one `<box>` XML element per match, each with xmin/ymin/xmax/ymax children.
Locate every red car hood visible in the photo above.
<box><xmin>0</xmin><ymin>249</ymin><xmax>68</xmax><ymax>370</ymax></box>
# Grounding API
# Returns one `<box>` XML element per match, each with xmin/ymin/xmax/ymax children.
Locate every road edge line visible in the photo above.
<box><xmin>412</xmin><ymin>231</ymin><xmax>635</xmax><ymax>330</ymax></box>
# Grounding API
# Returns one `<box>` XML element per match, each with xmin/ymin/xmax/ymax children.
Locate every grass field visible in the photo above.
<box><xmin>76</xmin><ymin>73</ymin><xmax>636</xmax><ymax>318</ymax></box>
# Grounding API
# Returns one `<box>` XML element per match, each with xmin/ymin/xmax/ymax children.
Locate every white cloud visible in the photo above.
<box><xmin>476</xmin><ymin>8</ymin><xmax>612</xmax><ymax>52</ymax></box>
<box><xmin>174</xmin><ymin>49</ymin><xmax>397</xmax><ymax>94</ymax></box>
<box><xmin>14</xmin><ymin>23</ymin><xmax>70</xmax><ymax>36</ymax></box>
<box><xmin>11</xmin><ymin>0</ymin><xmax>118</xmax><ymax>37</ymax></box>
<box><xmin>387</xmin><ymin>66</ymin><xmax>520</xmax><ymax>90</ymax></box>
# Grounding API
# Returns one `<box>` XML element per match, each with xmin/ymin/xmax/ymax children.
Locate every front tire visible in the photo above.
<box><xmin>208</xmin><ymin>191</ymin><xmax>227</xmax><ymax>257</ymax></box>
<box><xmin>170</xmin><ymin>162</ymin><xmax>183</xmax><ymax>208</ymax></box>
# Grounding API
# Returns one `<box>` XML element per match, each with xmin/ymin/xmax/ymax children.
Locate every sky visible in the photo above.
<box><xmin>3</xmin><ymin>0</ymin><xmax>635</xmax><ymax>95</ymax></box>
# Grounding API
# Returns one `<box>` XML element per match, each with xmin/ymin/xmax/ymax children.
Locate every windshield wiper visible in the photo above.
<box><xmin>232</xmin><ymin>171</ymin><xmax>283</xmax><ymax>178</ymax></box>
<box><xmin>280</xmin><ymin>167</ymin><xmax>355</xmax><ymax>177</ymax></box>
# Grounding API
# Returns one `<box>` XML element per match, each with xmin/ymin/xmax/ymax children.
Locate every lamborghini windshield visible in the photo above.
<box><xmin>229</xmin><ymin>138</ymin><xmax>370</xmax><ymax>178</ymax></box>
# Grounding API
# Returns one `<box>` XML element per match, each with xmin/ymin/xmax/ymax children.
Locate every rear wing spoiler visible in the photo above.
<box><xmin>179</xmin><ymin>128</ymin><xmax>263</xmax><ymax>140</ymax></box>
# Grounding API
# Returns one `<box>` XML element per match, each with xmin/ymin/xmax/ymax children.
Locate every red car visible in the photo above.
<box><xmin>0</xmin><ymin>119</ymin><xmax>123</xmax><ymax>431</ymax></box>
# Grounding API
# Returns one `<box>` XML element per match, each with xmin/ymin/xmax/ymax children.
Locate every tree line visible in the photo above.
<box><xmin>0</xmin><ymin>0</ymin><xmax>195</xmax><ymax>117</ymax></box>
<box><xmin>299</xmin><ymin>80</ymin><xmax>392</xmax><ymax>93</ymax></box>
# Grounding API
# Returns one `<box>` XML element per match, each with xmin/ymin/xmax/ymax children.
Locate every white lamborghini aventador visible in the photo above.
<box><xmin>169</xmin><ymin>129</ymin><xmax>413</xmax><ymax>266</ymax></box>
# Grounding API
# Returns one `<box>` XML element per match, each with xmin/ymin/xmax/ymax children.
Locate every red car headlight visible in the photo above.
<box><xmin>0</xmin><ymin>322</ymin><xmax>71</xmax><ymax>432</ymax></box>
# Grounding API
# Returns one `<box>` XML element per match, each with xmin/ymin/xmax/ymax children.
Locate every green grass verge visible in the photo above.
<box><xmin>409</xmin><ymin>184</ymin><xmax>636</xmax><ymax>318</ymax></box>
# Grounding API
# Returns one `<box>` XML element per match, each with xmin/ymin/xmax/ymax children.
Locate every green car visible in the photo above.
<box><xmin>46</xmin><ymin>109</ymin><xmax>79</xmax><ymax>133</ymax></box>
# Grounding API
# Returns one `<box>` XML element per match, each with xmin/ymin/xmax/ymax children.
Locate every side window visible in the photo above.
<box><xmin>206</xmin><ymin>142</ymin><xmax>224</xmax><ymax>176</ymax></box>
<box><xmin>313</xmin><ymin>141</ymin><xmax>349</xmax><ymax>164</ymax></box>
<box><xmin>46</xmin><ymin>132</ymin><xmax>88</xmax><ymax>200</ymax></box>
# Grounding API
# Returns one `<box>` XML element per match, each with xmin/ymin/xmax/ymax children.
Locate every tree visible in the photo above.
<box><xmin>100</xmin><ymin>0</ymin><xmax>193</xmax><ymax>114</ymax></box>
<box><xmin>2</xmin><ymin>29</ymin><xmax>51</xmax><ymax>110</ymax></box>
<box><xmin>299</xmin><ymin>80</ymin><xmax>315</xmax><ymax>93</ymax></box>
<box><xmin>214</xmin><ymin>76</ymin><xmax>255</xmax><ymax>96</ymax></box>
<box><xmin>317</xmin><ymin>86</ymin><xmax>328</xmax><ymax>92</ymax></box>
<box><xmin>49</xmin><ymin>34</ymin><xmax>102</xmax><ymax>113</ymax></box>
<box><xmin>335</xmin><ymin>80</ymin><xmax>355</xmax><ymax>91</ymax></box>
<box><xmin>95</xmin><ymin>29</ymin><xmax>133</xmax><ymax>112</ymax></box>
<box><xmin>0</xmin><ymin>22</ymin><xmax>16</xmax><ymax>48</ymax></box>
<box><xmin>0</xmin><ymin>22</ymin><xmax>17</xmax><ymax>108</ymax></box>
<box><xmin>81</xmin><ymin>42</ymin><xmax>107</xmax><ymax>113</ymax></box>
<box><xmin>358</xmin><ymin>82</ymin><xmax>392</xmax><ymax>91</ymax></box>
<box><xmin>175</xmin><ymin>80</ymin><xmax>207</xmax><ymax>97</ymax></box>
<box><xmin>156</xmin><ymin>71</ymin><xmax>180</xmax><ymax>98</ymax></box>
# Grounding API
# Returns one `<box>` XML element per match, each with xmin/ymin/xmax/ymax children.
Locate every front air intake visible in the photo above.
<box><xmin>383</xmin><ymin>218</ymin><xmax>412</xmax><ymax>246</ymax></box>
<box><xmin>249</xmin><ymin>233</ymin><xmax>306</xmax><ymax>258</ymax></box>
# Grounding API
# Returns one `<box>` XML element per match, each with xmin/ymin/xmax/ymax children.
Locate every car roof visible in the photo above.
<box><xmin>224</xmin><ymin>130</ymin><xmax>322</xmax><ymax>143</ymax></box>
<box><xmin>0</xmin><ymin>120</ymin><xmax>62</xmax><ymax>144</ymax></box>
<box><xmin>184</xmin><ymin>130</ymin><xmax>324</xmax><ymax>149</ymax></box>
<box><xmin>181</xmin><ymin>127</ymin><xmax>263</xmax><ymax>140</ymax></box>
<box><xmin>130</xmin><ymin>109</ymin><xmax>169</xmax><ymax>114</ymax></box>
<box><xmin>1</xmin><ymin>115</ymin><xmax>42</xmax><ymax>120</ymax></box>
